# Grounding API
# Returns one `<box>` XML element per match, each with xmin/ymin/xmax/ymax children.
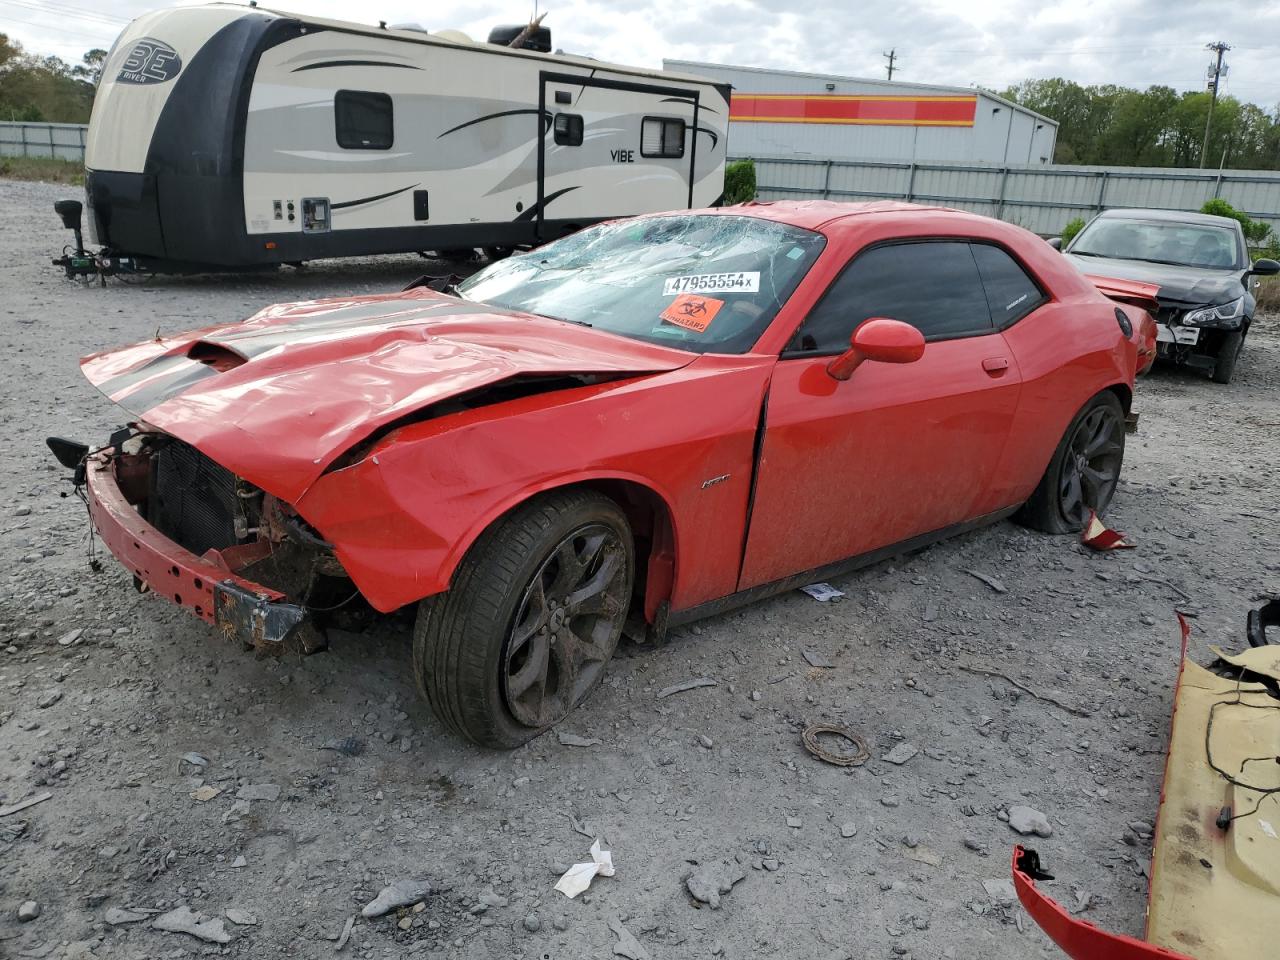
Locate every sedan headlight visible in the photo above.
<box><xmin>1183</xmin><ymin>297</ymin><xmax>1244</xmax><ymax>325</ymax></box>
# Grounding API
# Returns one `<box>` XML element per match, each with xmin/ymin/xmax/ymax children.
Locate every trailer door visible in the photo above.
<box><xmin>537</xmin><ymin>72</ymin><xmax>700</xmax><ymax>238</ymax></box>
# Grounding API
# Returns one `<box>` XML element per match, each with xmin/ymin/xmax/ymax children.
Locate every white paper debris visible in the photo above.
<box><xmin>800</xmin><ymin>582</ymin><xmax>844</xmax><ymax>602</ymax></box>
<box><xmin>554</xmin><ymin>839</ymin><xmax>615</xmax><ymax>898</ymax></box>
<box><xmin>1261</xmin><ymin>819</ymin><xmax>1277</xmax><ymax>840</ymax></box>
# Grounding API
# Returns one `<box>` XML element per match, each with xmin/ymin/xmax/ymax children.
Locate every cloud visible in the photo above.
<box><xmin>5</xmin><ymin>0</ymin><xmax>1277</xmax><ymax>107</ymax></box>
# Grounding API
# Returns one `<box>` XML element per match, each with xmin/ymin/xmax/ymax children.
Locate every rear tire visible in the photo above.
<box><xmin>1211</xmin><ymin>329</ymin><xmax>1244</xmax><ymax>384</ymax></box>
<box><xmin>1015</xmin><ymin>391</ymin><xmax>1126</xmax><ymax>534</ymax></box>
<box><xmin>412</xmin><ymin>490</ymin><xmax>633</xmax><ymax>748</ymax></box>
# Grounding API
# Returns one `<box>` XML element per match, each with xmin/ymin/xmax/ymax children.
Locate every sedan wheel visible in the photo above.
<box><xmin>412</xmin><ymin>490</ymin><xmax>633</xmax><ymax>748</ymax></box>
<box><xmin>1016</xmin><ymin>391</ymin><xmax>1126</xmax><ymax>534</ymax></box>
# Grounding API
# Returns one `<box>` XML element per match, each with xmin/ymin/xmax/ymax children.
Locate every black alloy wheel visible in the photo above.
<box><xmin>503</xmin><ymin>523</ymin><xmax>629</xmax><ymax>728</ymax></box>
<box><xmin>1057</xmin><ymin>402</ymin><xmax>1124</xmax><ymax>527</ymax></box>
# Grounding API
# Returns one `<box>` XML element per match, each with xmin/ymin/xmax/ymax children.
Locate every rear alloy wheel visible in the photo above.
<box><xmin>412</xmin><ymin>490</ymin><xmax>633</xmax><ymax>748</ymax></box>
<box><xmin>1016</xmin><ymin>391</ymin><xmax>1126</xmax><ymax>534</ymax></box>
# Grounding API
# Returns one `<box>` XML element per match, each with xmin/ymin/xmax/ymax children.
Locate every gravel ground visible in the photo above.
<box><xmin>2</xmin><ymin>176</ymin><xmax>1278</xmax><ymax>960</ymax></box>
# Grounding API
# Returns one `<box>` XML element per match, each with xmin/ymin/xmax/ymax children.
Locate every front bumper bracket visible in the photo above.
<box><xmin>213</xmin><ymin>580</ymin><xmax>306</xmax><ymax>647</ymax></box>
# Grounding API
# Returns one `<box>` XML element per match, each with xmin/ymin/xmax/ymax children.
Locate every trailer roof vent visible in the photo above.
<box><xmin>389</xmin><ymin>22</ymin><xmax>429</xmax><ymax>33</ymax></box>
<box><xmin>487</xmin><ymin>23</ymin><xmax>552</xmax><ymax>52</ymax></box>
<box><xmin>431</xmin><ymin>29</ymin><xmax>473</xmax><ymax>44</ymax></box>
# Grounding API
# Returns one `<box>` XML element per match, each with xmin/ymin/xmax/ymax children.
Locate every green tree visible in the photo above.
<box><xmin>723</xmin><ymin>159</ymin><xmax>756</xmax><ymax>204</ymax></box>
<box><xmin>0</xmin><ymin>34</ymin><xmax>97</xmax><ymax>122</ymax></box>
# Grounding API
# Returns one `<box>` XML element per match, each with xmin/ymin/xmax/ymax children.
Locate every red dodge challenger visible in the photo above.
<box><xmin>54</xmin><ymin>202</ymin><xmax>1150</xmax><ymax>747</ymax></box>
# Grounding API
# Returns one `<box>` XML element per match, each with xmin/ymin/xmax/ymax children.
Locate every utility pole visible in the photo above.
<box><xmin>883</xmin><ymin>48</ymin><xmax>897</xmax><ymax>82</ymax></box>
<box><xmin>1200</xmin><ymin>41</ymin><xmax>1231</xmax><ymax>168</ymax></box>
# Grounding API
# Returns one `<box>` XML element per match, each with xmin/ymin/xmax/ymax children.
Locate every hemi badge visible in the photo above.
<box><xmin>701</xmin><ymin>474</ymin><xmax>730</xmax><ymax>489</ymax></box>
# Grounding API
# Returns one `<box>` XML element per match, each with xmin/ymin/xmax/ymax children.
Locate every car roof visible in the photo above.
<box><xmin>700</xmin><ymin>199</ymin><xmax>982</xmax><ymax>231</ymax></box>
<box><xmin>1095</xmin><ymin>208</ymin><xmax>1242</xmax><ymax>230</ymax></box>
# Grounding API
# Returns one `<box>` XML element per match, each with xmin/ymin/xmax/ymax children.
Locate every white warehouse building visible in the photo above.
<box><xmin>663</xmin><ymin>61</ymin><xmax>1058</xmax><ymax>166</ymax></box>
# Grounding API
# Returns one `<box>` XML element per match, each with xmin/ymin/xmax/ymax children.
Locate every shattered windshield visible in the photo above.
<box><xmin>456</xmin><ymin>214</ymin><xmax>827</xmax><ymax>354</ymax></box>
<box><xmin>1069</xmin><ymin>217</ymin><xmax>1243</xmax><ymax>270</ymax></box>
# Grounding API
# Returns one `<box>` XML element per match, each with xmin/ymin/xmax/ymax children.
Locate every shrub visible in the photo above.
<box><xmin>723</xmin><ymin>159</ymin><xmax>756</xmax><ymax>205</ymax></box>
<box><xmin>1061</xmin><ymin>217</ymin><xmax>1086</xmax><ymax>246</ymax></box>
<box><xmin>1200</xmin><ymin>198</ymin><xmax>1272</xmax><ymax>245</ymax></box>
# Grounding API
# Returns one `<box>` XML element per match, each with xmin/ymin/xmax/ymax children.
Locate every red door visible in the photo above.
<box><xmin>739</xmin><ymin>239</ymin><xmax>1028</xmax><ymax>589</ymax></box>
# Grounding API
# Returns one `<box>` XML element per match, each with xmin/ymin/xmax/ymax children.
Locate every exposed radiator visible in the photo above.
<box><xmin>147</xmin><ymin>439</ymin><xmax>251</xmax><ymax>556</ymax></box>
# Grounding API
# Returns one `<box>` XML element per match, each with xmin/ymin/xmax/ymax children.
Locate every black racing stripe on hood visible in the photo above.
<box><xmin>206</xmin><ymin>298</ymin><xmax>506</xmax><ymax>358</ymax></box>
<box><xmin>113</xmin><ymin>359</ymin><xmax>220</xmax><ymax>413</ymax></box>
<box><xmin>97</xmin><ymin>353</ymin><xmax>197</xmax><ymax>399</ymax></box>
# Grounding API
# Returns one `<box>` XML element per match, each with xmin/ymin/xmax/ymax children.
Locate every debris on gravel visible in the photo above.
<box><xmin>1007</xmin><ymin>805</ymin><xmax>1054</xmax><ymax>837</ymax></box>
<box><xmin>608</xmin><ymin>915</ymin><xmax>650</xmax><ymax>959</ymax></box>
<box><xmin>882</xmin><ymin>741</ymin><xmax>920</xmax><ymax>765</ymax></box>
<box><xmin>655</xmin><ymin>677</ymin><xmax>718</xmax><ymax>698</ymax></box>
<box><xmin>362</xmin><ymin>879</ymin><xmax>431</xmax><ymax>918</ymax></box>
<box><xmin>686</xmin><ymin>860</ymin><xmax>748</xmax><ymax>908</ymax></box>
<box><xmin>152</xmin><ymin>905</ymin><xmax>232</xmax><ymax>943</ymax></box>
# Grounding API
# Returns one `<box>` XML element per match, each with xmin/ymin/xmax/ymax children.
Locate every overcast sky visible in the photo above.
<box><xmin>5</xmin><ymin>0</ymin><xmax>1280</xmax><ymax>107</ymax></box>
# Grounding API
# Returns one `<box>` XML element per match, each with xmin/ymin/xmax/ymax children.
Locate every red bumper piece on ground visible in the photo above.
<box><xmin>1012</xmin><ymin>846</ymin><xmax>1195</xmax><ymax>960</ymax></box>
<box><xmin>85</xmin><ymin>452</ymin><xmax>305</xmax><ymax>644</ymax></box>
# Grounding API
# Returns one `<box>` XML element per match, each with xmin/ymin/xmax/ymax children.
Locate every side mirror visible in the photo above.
<box><xmin>827</xmin><ymin>318</ymin><xmax>925</xmax><ymax>381</ymax></box>
<box><xmin>1250</xmin><ymin>258</ymin><xmax>1280</xmax><ymax>276</ymax></box>
<box><xmin>1047</xmin><ymin>237</ymin><xmax>1063</xmax><ymax>250</ymax></box>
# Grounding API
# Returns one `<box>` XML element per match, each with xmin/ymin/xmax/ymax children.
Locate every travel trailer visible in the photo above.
<box><xmin>59</xmin><ymin>3</ymin><xmax>729</xmax><ymax>271</ymax></box>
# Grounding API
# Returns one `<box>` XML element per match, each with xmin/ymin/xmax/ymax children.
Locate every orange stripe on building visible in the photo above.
<box><xmin>729</xmin><ymin>94</ymin><xmax>977</xmax><ymax>127</ymax></box>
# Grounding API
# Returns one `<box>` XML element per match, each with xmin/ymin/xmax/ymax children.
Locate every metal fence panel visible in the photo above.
<box><xmin>739</xmin><ymin>154</ymin><xmax>1280</xmax><ymax>237</ymax></box>
<box><xmin>0</xmin><ymin>122</ymin><xmax>87</xmax><ymax>162</ymax></box>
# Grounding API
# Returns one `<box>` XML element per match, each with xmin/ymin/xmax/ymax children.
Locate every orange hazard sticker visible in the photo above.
<box><xmin>660</xmin><ymin>294</ymin><xmax>724</xmax><ymax>333</ymax></box>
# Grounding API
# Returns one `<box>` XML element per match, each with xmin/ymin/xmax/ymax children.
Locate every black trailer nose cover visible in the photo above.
<box><xmin>90</xmin><ymin>13</ymin><xmax>303</xmax><ymax>267</ymax></box>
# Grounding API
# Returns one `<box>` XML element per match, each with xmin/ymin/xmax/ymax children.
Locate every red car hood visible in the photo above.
<box><xmin>81</xmin><ymin>290</ymin><xmax>696</xmax><ymax>502</ymax></box>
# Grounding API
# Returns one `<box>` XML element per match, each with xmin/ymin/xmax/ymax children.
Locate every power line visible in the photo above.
<box><xmin>0</xmin><ymin>13</ymin><xmax>117</xmax><ymax>45</ymax></box>
<box><xmin>0</xmin><ymin>0</ymin><xmax>126</xmax><ymax>28</ymax></box>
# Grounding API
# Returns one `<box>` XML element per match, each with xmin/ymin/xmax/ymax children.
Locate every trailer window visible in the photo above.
<box><xmin>641</xmin><ymin>117</ymin><xmax>685</xmax><ymax>158</ymax></box>
<box><xmin>553</xmin><ymin>113</ymin><xmax>583</xmax><ymax>146</ymax></box>
<box><xmin>335</xmin><ymin>90</ymin><xmax>393</xmax><ymax>150</ymax></box>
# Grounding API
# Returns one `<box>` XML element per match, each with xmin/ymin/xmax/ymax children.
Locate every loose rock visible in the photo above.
<box><xmin>686</xmin><ymin>861</ymin><xmax>747</xmax><ymax>908</ymax></box>
<box><xmin>152</xmin><ymin>905</ymin><xmax>231</xmax><ymax>943</ymax></box>
<box><xmin>1007</xmin><ymin>805</ymin><xmax>1053</xmax><ymax>837</ymax></box>
<box><xmin>363</xmin><ymin>879</ymin><xmax>431</xmax><ymax>918</ymax></box>
<box><xmin>236</xmin><ymin>783</ymin><xmax>281</xmax><ymax>802</ymax></box>
<box><xmin>882</xmin><ymin>742</ymin><xmax>920</xmax><ymax>765</ymax></box>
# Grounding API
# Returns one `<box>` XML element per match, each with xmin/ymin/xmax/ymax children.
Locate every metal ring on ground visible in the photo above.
<box><xmin>802</xmin><ymin>723</ymin><xmax>870</xmax><ymax>767</ymax></box>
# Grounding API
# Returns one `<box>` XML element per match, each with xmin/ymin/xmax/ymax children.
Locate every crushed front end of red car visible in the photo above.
<box><xmin>77</xmin><ymin>427</ymin><xmax>349</xmax><ymax>651</ymax></box>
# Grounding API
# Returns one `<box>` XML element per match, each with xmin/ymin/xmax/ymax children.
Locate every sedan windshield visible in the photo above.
<box><xmin>456</xmin><ymin>214</ymin><xmax>827</xmax><ymax>354</ymax></box>
<box><xmin>1069</xmin><ymin>217</ymin><xmax>1242</xmax><ymax>269</ymax></box>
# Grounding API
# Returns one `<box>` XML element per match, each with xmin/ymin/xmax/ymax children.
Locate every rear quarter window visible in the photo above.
<box><xmin>971</xmin><ymin>243</ymin><xmax>1046</xmax><ymax>327</ymax></box>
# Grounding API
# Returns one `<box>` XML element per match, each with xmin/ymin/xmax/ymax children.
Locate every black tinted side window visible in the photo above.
<box><xmin>335</xmin><ymin>90</ymin><xmax>393</xmax><ymax>149</ymax></box>
<box><xmin>972</xmin><ymin>243</ymin><xmax>1045</xmax><ymax>327</ymax></box>
<box><xmin>794</xmin><ymin>241</ymin><xmax>992</xmax><ymax>352</ymax></box>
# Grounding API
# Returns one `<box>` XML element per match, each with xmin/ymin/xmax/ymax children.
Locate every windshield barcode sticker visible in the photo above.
<box><xmin>663</xmin><ymin>272</ymin><xmax>760</xmax><ymax>296</ymax></box>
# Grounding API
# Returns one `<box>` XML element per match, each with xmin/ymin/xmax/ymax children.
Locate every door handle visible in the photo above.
<box><xmin>982</xmin><ymin>357</ymin><xmax>1010</xmax><ymax>376</ymax></box>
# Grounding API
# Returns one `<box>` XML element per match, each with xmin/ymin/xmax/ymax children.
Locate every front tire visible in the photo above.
<box><xmin>1015</xmin><ymin>391</ymin><xmax>1126</xmax><ymax>534</ymax></box>
<box><xmin>413</xmin><ymin>490</ymin><xmax>633</xmax><ymax>748</ymax></box>
<box><xmin>1211</xmin><ymin>329</ymin><xmax>1244</xmax><ymax>384</ymax></box>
